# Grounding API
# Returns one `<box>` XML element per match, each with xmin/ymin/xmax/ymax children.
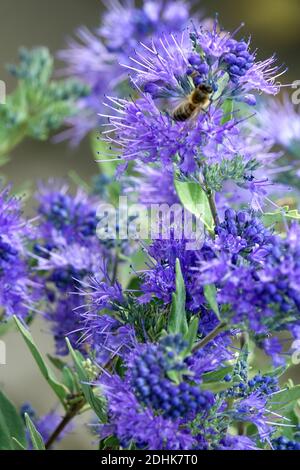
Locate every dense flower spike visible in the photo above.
<box><xmin>99</xmin><ymin>335</ymin><xmax>218</xmax><ymax>449</ymax></box>
<box><xmin>99</xmin><ymin>335</ymin><xmax>289</xmax><ymax>449</ymax></box>
<box><xmin>129</xmin><ymin>336</ymin><xmax>214</xmax><ymax>420</ymax></box>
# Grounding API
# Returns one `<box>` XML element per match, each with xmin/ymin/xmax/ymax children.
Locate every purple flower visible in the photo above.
<box><xmin>35</xmin><ymin>182</ymin><xmax>115</xmax><ymax>356</ymax></box>
<box><xmin>256</xmin><ymin>94</ymin><xmax>300</xmax><ymax>153</ymax></box>
<box><xmin>0</xmin><ymin>187</ymin><xmax>38</xmax><ymax>320</ymax></box>
<box><xmin>36</xmin><ymin>182</ymin><xmax>100</xmax><ymax>244</ymax></box>
<box><xmin>99</xmin><ymin>334</ymin><xmax>219</xmax><ymax>449</ymax></box>
<box><xmin>138</xmin><ymin>236</ymin><xmax>213</xmax><ymax>312</ymax></box>
<box><xmin>80</xmin><ymin>313</ymin><xmax>134</xmax><ymax>367</ymax></box>
<box><xmin>105</xmin><ymin>20</ymin><xmax>283</xmax><ymax>176</ymax></box>
<box><xmin>100</xmin><ymin>1</ymin><xmax>192</xmax><ymax>56</ymax></box>
<box><xmin>233</xmin><ymin>392</ymin><xmax>272</xmax><ymax>440</ymax></box>
<box><xmin>78</xmin><ymin>271</ymin><xmax>124</xmax><ymax>315</ymax></box>
<box><xmin>101</xmin><ymin>375</ymin><xmax>196</xmax><ymax>449</ymax></box>
<box><xmin>126</xmin><ymin>164</ymin><xmax>179</xmax><ymax>206</ymax></box>
<box><xmin>127</xmin><ymin>336</ymin><xmax>214</xmax><ymax>420</ymax></box>
<box><xmin>217</xmin><ymin>435</ymin><xmax>257</xmax><ymax>450</ymax></box>
<box><xmin>57</xmin><ymin>0</ymin><xmax>195</xmax><ymax>144</ymax></box>
<box><xmin>129</xmin><ymin>22</ymin><xmax>282</xmax><ymax>98</ymax></box>
<box><xmin>105</xmin><ymin>91</ymin><xmax>243</xmax><ymax>174</ymax></box>
<box><xmin>198</xmin><ymin>216</ymin><xmax>300</xmax><ymax>340</ymax></box>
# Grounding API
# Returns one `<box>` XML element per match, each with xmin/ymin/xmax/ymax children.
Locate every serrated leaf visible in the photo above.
<box><xmin>14</xmin><ymin>316</ymin><xmax>68</xmax><ymax>407</ymax></box>
<box><xmin>66</xmin><ymin>339</ymin><xmax>107</xmax><ymax>422</ymax></box>
<box><xmin>204</xmin><ymin>284</ymin><xmax>220</xmax><ymax>319</ymax></box>
<box><xmin>168</xmin><ymin>259</ymin><xmax>188</xmax><ymax>336</ymax></box>
<box><xmin>174</xmin><ymin>179</ymin><xmax>214</xmax><ymax>233</ymax></box>
<box><xmin>0</xmin><ymin>390</ymin><xmax>27</xmax><ymax>450</ymax></box>
<box><xmin>25</xmin><ymin>414</ymin><xmax>45</xmax><ymax>450</ymax></box>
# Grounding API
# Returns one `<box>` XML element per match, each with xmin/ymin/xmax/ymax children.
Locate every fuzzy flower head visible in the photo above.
<box><xmin>199</xmin><ymin>220</ymin><xmax>300</xmax><ymax>347</ymax></box>
<box><xmin>36</xmin><ymin>182</ymin><xmax>100</xmax><ymax>245</ymax></box>
<box><xmin>105</xmin><ymin>20</ymin><xmax>283</xmax><ymax>175</ymax></box>
<box><xmin>57</xmin><ymin>0</ymin><xmax>196</xmax><ymax>144</ymax></box>
<box><xmin>256</xmin><ymin>94</ymin><xmax>300</xmax><ymax>154</ymax></box>
<box><xmin>100</xmin><ymin>0</ymin><xmax>192</xmax><ymax>56</ymax></box>
<box><xmin>129</xmin><ymin>21</ymin><xmax>283</xmax><ymax>100</ymax></box>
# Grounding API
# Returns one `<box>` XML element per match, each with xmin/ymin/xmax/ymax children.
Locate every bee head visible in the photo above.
<box><xmin>198</xmin><ymin>84</ymin><xmax>213</xmax><ymax>95</ymax></box>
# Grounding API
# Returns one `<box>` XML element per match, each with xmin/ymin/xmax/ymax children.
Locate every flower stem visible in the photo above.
<box><xmin>192</xmin><ymin>321</ymin><xmax>228</xmax><ymax>352</ymax></box>
<box><xmin>45</xmin><ymin>400</ymin><xmax>84</xmax><ymax>450</ymax></box>
<box><xmin>207</xmin><ymin>189</ymin><xmax>220</xmax><ymax>226</ymax></box>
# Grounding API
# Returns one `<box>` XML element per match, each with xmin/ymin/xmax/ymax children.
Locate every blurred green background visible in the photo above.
<box><xmin>0</xmin><ymin>0</ymin><xmax>300</xmax><ymax>450</ymax></box>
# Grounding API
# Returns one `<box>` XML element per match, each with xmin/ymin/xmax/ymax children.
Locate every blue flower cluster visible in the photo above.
<box><xmin>222</xmin><ymin>39</ymin><xmax>254</xmax><ymax>83</ymax></box>
<box><xmin>272</xmin><ymin>436</ymin><xmax>300</xmax><ymax>451</ymax></box>
<box><xmin>131</xmin><ymin>336</ymin><xmax>214</xmax><ymax>420</ymax></box>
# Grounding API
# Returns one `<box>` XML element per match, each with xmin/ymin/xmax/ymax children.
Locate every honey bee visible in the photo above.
<box><xmin>171</xmin><ymin>84</ymin><xmax>213</xmax><ymax>122</ymax></box>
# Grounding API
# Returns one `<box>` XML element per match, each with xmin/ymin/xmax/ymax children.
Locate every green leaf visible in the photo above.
<box><xmin>91</xmin><ymin>133</ymin><xmax>119</xmax><ymax>177</ymax></box>
<box><xmin>213</xmin><ymin>72</ymin><xmax>230</xmax><ymax>101</ymax></box>
<box><xmin>221</xmin><ymin>99</ymin><xmax>234</xmax><ymax>124</ymax></box>
<box><xmin>62</xmin><ymin>366</ymin><xmax>77</xmax><ymax>394</ymax></box>
<box><xmin>25</xmin><ymin>414</ymin><xmax>45</xmax><ymax>450</ymax></box>
<box><xmin>99</xmin><ymin>435</ymin><xmax>120</xmax><ymax>450</ymax></box>
<box><xmin>46</xmin><ymin>354</ymin><xmax>67</xmax><ymax>371</ymax></box>
<box><xmin>270</xmin><ymin>385</ymin><xmax>300</xmax><ymax>412</ymax></box>
<box><xmin>168</xmin><ymin>259</ymin><xmax>188</xmax><ymax>336</ymax></box>
<box><xmin>14</xmin><ymin>316</ymin><xmax>68</xmax><ymax>407</ymax></box>
<box><xmin>12</xmin><ymin>437</ymin><xmax>27</xmax><ymax>450</ymax></box>
<box><xmin>262</xmin><ymin>206</ymin><xmax>300</xmax><ymax>226</ymax></box>
<box><xmin>174</xmin><ymin>179</ymin><xmax>214</xmax><ymax>232</ymax></box>
<box><xmin>184</xmin><ymin>316</ymin><xmax>199</xmax><ymax>353</ymax></box>
<box><xmin>202</xmin><ymin>366</ymin><xmax>233</xmax><ymax>383</ymax></box>
<box><xmin>0</xmin><ymin>390</ymin><xmax>26</xmax><ymax>450</ymax></box>
<box><xmin>204</xmin><ymin>284</ymin><xmax>220</xmax><ymax>319</ymax></box>
<box><xmin>66</xmin><ymin>339</ymin><xmax>107</xmax><ymax>422</ymax></box>
<box><xmin>201</xmin><ymin>381</ymin><xmax>233</xmax><ymax>393</ymax></box>
<box><xmin>266</xmin><ymin>364</ymin><xmax>288</xmax><ymax>379</ymax></box>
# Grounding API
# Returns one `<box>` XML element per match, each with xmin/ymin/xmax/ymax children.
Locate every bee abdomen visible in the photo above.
<box><xmin>172</xmin><ymin>102</ymin><xmax>196</xmax><ymax>122</ymax></box>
